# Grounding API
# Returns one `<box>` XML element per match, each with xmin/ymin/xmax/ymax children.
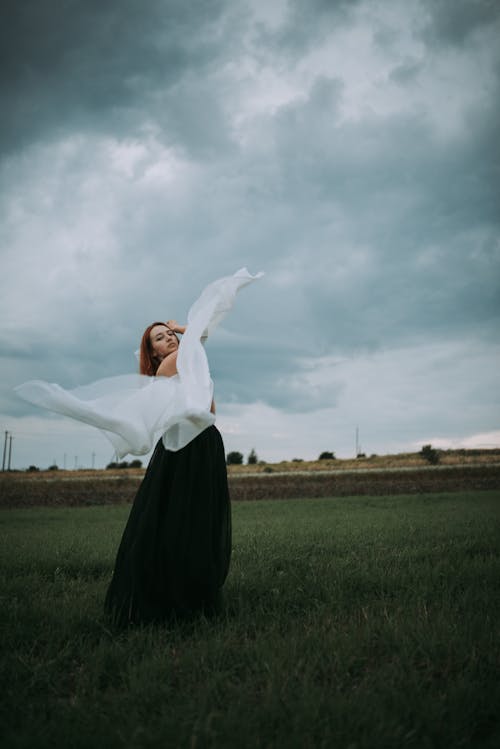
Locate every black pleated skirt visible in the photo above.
<box><xmin>104</xmin><ymin>425</ymin><xmax>231</xmax><ymax>626</ymax></box>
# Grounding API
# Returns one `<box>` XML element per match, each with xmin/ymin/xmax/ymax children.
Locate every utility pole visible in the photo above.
<box><xmin>7</xmin><ymin>435</ymin><xmax>13</xmax><ymax>470</ymax></box>
<box><xmin>2</xmin><ymin>430</ymin><xmax>8</xmax><ymax>471</ymax></box>
<box><xmin>355</xmin><ymin>426</ymin><xmax>359</xmax><ymax>457</ymax></box>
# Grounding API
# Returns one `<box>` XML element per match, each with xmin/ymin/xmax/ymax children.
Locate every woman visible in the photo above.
<box><xmin>15</xmin><ymin>268</ymin><xmax>263</xmax><ymax>624</ymax></box>
<box><xmin>104</xmin><ymin>318</ymin><xmax>230</xmax><ymax>625</ymax></box>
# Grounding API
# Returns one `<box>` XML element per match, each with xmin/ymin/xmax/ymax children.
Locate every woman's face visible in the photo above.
<box><xmin>149</xmin><ymin>324</ymin><xmax>179</xmax><ymax>362</ymax></box>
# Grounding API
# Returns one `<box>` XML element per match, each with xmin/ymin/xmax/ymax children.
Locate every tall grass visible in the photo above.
<box><xmin>0</xmin><ymin>491</ymin><xmax>499</xmax><ymax>748</ymax></box>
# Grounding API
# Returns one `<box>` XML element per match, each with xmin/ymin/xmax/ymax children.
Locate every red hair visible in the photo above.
<box><xmin>139</xmin><ymin>322</ymin><xmax>178</xmax><ymax>376</ymax></box>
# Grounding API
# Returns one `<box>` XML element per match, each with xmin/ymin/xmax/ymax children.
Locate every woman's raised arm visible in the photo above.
<box><xmin>165</xmin><ymin>320</ymin><xmax>186</xmax><ymax>335</ymax></box>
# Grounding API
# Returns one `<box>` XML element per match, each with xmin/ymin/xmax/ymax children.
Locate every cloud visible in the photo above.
<box><xmin>420</xmin><ymin>0</ymin><xmax>500</xmax><ymax>47</ymax></box>
<box><xmin>218</xmin><ymin>337</ymin><xmax>500</xmax><ymax>461</ymax></box>
<box><xmin>0</xmin><ymin>0</ymin><xmax>234</xmax><ymax>156</ymax></box>
<box><xmin>1</xmin><ymin>0</ymin><xmax>499</xmax><ymax>466</ymax></box>
<box><xmin>419</xmin><ymin>430</ymin><xmax>500</xmax><ymax>451</ymax></box>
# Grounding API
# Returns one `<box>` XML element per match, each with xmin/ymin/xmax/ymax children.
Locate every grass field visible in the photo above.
<box><xmin>0</xmin><ymin>491</ymin><xmax>499</xmax><ymax>748</ymax></box>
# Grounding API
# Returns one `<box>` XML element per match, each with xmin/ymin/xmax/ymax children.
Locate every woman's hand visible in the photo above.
<box><xmin>165</xmin><ymin>320</ymin><xmax>186</xmax><ymax>334</ymax></box>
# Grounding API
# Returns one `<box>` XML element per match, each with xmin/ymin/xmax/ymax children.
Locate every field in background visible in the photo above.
<box><xmin>0</xmin><ymin>491</ymin><xmax>498</xmax><ymax>748</ymax></box>
<box><xmin>228</xmin><ymin>447</ymin><xmax>500</xmax><ymax>474</ymax></box>
<box><xmin>1</xmin><ymin>449</ymin><xmax>500</xmax><ymax>507</ymax></box>
<box><xmin>1</xmin><ymin>449</ymin><xmax>500</xmax><ymax>508</ymax></box>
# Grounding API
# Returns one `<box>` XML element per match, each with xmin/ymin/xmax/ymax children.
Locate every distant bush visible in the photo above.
<box><xmin>292</xmin><ymin>458</ymin><xmax>303</xmax><ymax>462</ymax></box>
<box><xmin>356</xmin><ymin>453</ymin><xmax>366</xmax><ymax>459</ymax></box>
<box><xmin>450</xmin><ymin>448</ymin><xmax>500</xmax><ymax>456</ymax></box>
<box><xmin>420</xmin><ymin>444</ymin><xmax>440</xmax><ymax>465</ymax></box>
<box><xmin>47</xmin><ymin>464</ymin><xmax>59</xmax><ymax>471</ymax></box>
<box><xmin>27</xmin><ymin>465</ymin><xmax>40</xmax><ymax>472</ymax></box>
<box><xmin>263</xmin><ymin>466</ymin><xmax>274</xmax><ymax>473</ymax></box>
<box><xmin>106</xmin><ymin>459</ymin><xmax>142</xmax><ymax>470</ymax></box>
<box><xmin>227</xmin><ymin>451</ymin><xmax>243</xmax><ymax>465</ymax></box>
<box><xmin>319</xmin><ymin>451</ymin><xmax>335</xmax><ymax>460</ymax></box>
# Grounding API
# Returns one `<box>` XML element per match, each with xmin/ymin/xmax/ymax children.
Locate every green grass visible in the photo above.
<box><xmin>0</xmin><ymin>491</ymin><xmax>499</xmax><ymax>749</ymax></box>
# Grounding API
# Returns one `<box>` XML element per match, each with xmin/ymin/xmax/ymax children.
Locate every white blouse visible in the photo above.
<box><xmin>15</xmin><ymin>268</ymin><xmax>263</xmax><ymax>458</ymax></box>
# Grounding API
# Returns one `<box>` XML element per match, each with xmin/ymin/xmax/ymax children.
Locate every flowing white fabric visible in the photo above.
<box><xmin>15</xmin><ymin>268</ymin><xmax>263</xmax><ymax>457</ymax></box>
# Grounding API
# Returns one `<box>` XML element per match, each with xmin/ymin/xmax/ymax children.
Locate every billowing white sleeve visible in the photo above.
<box><xmin>15</xmin><ymin>268</ymin><xmax>263</xmax><ymax>457</ymax></box>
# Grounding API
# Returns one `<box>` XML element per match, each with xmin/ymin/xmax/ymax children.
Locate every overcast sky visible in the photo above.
<box><xmin>1</xmin><ymin>0</ymin><xmax>499</xmax><ymax>469</ymax></box>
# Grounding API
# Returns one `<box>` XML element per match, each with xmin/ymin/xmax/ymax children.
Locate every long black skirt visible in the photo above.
<box><xmin>104</xmin><ymin>425</ymin><xmax>231</xmax><ymax>626</ymax></box>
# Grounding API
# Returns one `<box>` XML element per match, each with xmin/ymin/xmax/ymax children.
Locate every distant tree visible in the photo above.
<box><xmin>420</xmin><ymin>444</ymin><xmax>440</xmax><ymax>465</ymax></box>
<box><xmin>227</xmin><ymin>451</ymin><xmax>243</xmax><ymax>465</ymax></box>
<box><xmin>129</xmin><ymin>459</ymin><xmax>143</xmax><ymax>469</ymax></box>
<box><xmin>318</xmin><ymin>451</ymin><xmax>335</xmax><ymax>460</ymax></box>
<box><xmin>292</xmin><ymin>458</ymin><xmax>303</xmax><ymax>462</ymax></box>
<box><xmin>106</xmin><ymin>460</ymin><xmax>131</xmax><ymax>469</ymax></box>
<box><xmin>356</xmin><ymin>453</ymin><xmax>366</xmax><ymax>459</ymax></box>
<box><xmin>27</xmin><ymin>465</ymin><xmax>40</xmax><ymax>472</ymax></box>
<box><xmin>47</xmin><ymin>464</ymin><xmax>59</xmax><ymax>471</ymax></box>
<box><xmin>247</xmin><ymin>448</ymin><xmax>258</xmax><ymax>465</ymax></box>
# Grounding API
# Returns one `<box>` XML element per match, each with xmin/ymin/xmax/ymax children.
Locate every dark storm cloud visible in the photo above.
<box><xmin>245</xmin><ymin>65</ymin><xmax>500</xmax><ymax>352</ymax></box>
<box><xmin>209</xmin><ymin>336</ymin><xmax>345</xmax><ymax>414</ymax></box>
<box><xmin>0</xmin><ymin>0</ymin><xmax>233</xmax><ymax>156</ymax></box>
<box><xmin>420</xmin><ymin>0</ymin><xmax>500</xmax><ymax>46</ymax></box>
<box><xmin>254</xmin><ymin>0</ymin><xmax>363</xmax><ymax>58</ymax></box>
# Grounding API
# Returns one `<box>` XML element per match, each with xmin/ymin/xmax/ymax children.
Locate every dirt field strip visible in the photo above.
<box><xmin>1</xmin><ymin>463</ymin><xmax>500</xmax><ymax>507</ymax></box>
